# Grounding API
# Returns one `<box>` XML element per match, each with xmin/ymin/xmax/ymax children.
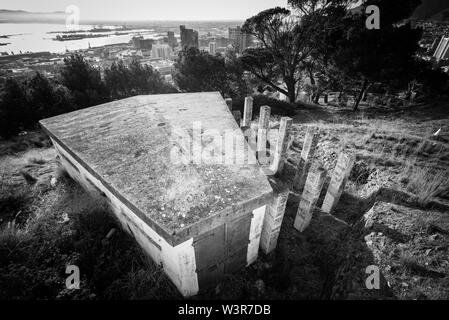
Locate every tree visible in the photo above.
<box><xmin>0</xmin><ymin>72</ymin><xmax>76</xmax><ymax>138</ymax></box>
<box><xmin>0</xmin><ymin>78</ymin><xmax>31</xmax><ymax>137</ymax></box>
<box><xmin>27</xmin><ymin>72</ymin><xmax>57</xmax><ymax>120</ymax></box>
<box><xmin>127</xmin><ymin>59</ymin><xmax>177</xmax><ymax>96</ymax></box>
<box><xmin>223</xmin><ymin>48</ymin><xmax>250</xmax><ymax>101</ymax></box>
<box><xmin>240</xmin><ymin>2</ymin><xmax>353</xmax><ymax>103</ymax></box>
<box><xmin>240</xmin><ymin>7</ymin><xmax>306</xmax><ymax>103</ymax></box>
<box><xmin>330</xmin><ymin>0</ymin><xmax>423</xmax><ymax>110</ymax></box>
<box><xmin>105</xmin><ymin>59</ymin><xmax>177</xmax><ymax>100</ymax></box>
<box><xmin>412</xmin><ymin>59</ymin><xmax>449</xmax><ymax>98</ymax></box>
<box><xmin>52</xmin><ymin>84</ymin><xmax>75</xmax><ymax>114</ymax></box>
<box><xmin>104</xmin><ymin>60</ymin><xmax>132</xmax><ymax>99</ymax></box>
<box><xmin>60</xmin><ymin>54</ymin><xmax>108</xmax><ymax>108</ymax></box>
<box><xmin>173</xmin><ymin>47</ymin><xmax>248</xmax><ymax>99</ymax></box>
<box><xmin>288</xmin><ymin>1</ymin><xmax>356</xmax><ymax>104</ymax></box>
<box><xmin>288</xmin><ymin>0</ymin><xmax>355</xmax><ymax>15</ymax></box>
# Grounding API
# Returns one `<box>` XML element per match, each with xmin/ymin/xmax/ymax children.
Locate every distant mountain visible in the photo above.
<box><xmin>412</xmin><ymin>0</ymin><xmax>449</xmax><ymax>22</ymax></box>
<box><xmin>0</xmin><ymin>9</ymin><xmax>243</xmax><ymax>26</ymax></box>
<box><xmin>0</xmin><ymin>9</ymin><xmax>66</xmax><ymax>23</ymax></box>
<box><xmin>0</xmin><ymin>9</ymin><xmax>64</xmax><ymax>14</ymax></box>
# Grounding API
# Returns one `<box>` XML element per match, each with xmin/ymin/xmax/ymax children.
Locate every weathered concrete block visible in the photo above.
<box><xmin>247</xmin><ymin>205</ymin><xmax>267</xmax><ymax>265</ymax></box>
<box><xmin>232</xmin><ymin>110</ymin><xmax>242</xmax><ymax>126</ymax></box>
<box><xmin>260</xmin><ymin>179</ymin><xmax>289</xmax><ymax>254</ymax></box>
<box><xmin>242</xmin><ymin>96</ymin><xmax>253</xmax><ymax>127</ymax></box>
<box><xmin>269</xmin><ymin>117</ymin><xmax>292</xmax><ymax>175</ymax></box>
<box><xmin>225</xmin><ymin>98</ymin><xmax>233</xmax><ymax>111</ymax></box>
<box><xmin>293</xmin><ymin>128</ymin><xmax>320</xmax><ymax>192</ymax></box>
<box><xmin>294</xmin><ymin>168</ymin><xmax>326</xmax><ymax>232</ymax></box>
<box><xmin>322</xmin><ymin>152</ymin><xmax>355</xmax><ymax>214</ymax></box>
<box><xmin>257</xmin><ymin>106</ymin><xmax>271</xmax><ymax>166</ymax></box>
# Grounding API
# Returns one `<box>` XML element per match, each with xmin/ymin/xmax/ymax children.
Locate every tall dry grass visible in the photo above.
<box><xmin>406</xmin><ymin>166</ymin><xmax>449</xmax><ymax>206</ymax></box>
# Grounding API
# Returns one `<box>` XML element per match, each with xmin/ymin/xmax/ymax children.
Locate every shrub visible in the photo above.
<box><xmin>253</xmin><ymin>94</ymin><xmax>297</xmax><ymax>116</ymax></box>
<box><xmin>233</xmin><ymin>94</ymin><xmax>297</xmax><ymax>117</ymax></box>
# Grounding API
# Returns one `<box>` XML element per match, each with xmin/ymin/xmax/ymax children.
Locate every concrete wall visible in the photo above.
<box><xmin>52</xmin><ymin>138</ymin><xmax>199</xmax><ymax>296</ymax></box>
<box><xmin>51</xmin><ymin>138</ymin><xmax>267</xmax><ymax>296</ymax></box>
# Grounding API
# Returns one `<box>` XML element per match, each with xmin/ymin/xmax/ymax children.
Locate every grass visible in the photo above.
<box><xmin>406</xmin><ymin>166</ymin><xmax>449</xmax><ymax>206</ymax></box>
<box><xmin>26</xmin><ymin>154</ymin><xmax>47</xmax><ymax>165</ymax></box>
<box><xmin>0</xmin><ymin>181</ymin><xmax>32</xmax><ymax>226</ymax></box>
<box><xmin>0</xmin><ymin>220</ymin><xmax>28</xmax><ymax>254</ymax></box>
<box><xmin>19</xmin><ymin>170</ymin><xmax>37</xmax><ymax>186</ymax></box>
<box><xmin>0</xmin><ymin>132</ymin><xmax>182</xmax><ymax>300</ymax></box>
<box><xmin>0</xmin><ymin>172</ymin><xmax>180</xmax><ymax>300</ymax></box>
<box><xmin>400</xmin><ymin>255</ymin><xmax>446</xmax><ymax>279</ymax></box>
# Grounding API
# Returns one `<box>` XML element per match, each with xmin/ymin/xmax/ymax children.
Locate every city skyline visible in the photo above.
<box><xmin>0</xmin><ymin>0</ymin><xmax>288</xmax><ymax>21</ymax></box>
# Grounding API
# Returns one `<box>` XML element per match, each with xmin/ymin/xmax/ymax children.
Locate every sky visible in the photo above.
<box><xmin>1</xmin><ymin>0</ymin><xmax>289</xmax><ymax>21</ymax></box>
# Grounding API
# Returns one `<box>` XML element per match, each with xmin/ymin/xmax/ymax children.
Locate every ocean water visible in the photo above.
<box><xmin>0</xmin><ymin>23</ymin><xmax>156</xmax><ymax>54</ymax></box>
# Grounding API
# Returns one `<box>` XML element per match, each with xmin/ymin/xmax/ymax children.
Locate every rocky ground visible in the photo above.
<box><xmin>280</xmin><ymin>101</ymin><xmax>449</xmax><ymax>300</ymax></box>
<box><xmin>0</xmin><ymin>100</ymin><xmax>448</xmax><ymax>300</ymax></box>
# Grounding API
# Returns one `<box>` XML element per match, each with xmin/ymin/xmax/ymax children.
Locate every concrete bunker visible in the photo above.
<box><xmin>39</xmin><ymin>92</ymin><xmax>273</xmax><ymax>297</ymax></box>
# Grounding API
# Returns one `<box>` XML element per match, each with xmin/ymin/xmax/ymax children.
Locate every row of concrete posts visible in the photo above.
<box><xmin>226</xmin><ymin>96</ymin><xmax>355</xmax><ymax>254</ymax></box>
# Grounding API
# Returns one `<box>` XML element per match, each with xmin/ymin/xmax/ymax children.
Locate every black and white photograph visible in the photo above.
<box><xmin>0</xmin><ymin>0</ymin><xmax>448</xmax><ymax>309</ymax></box>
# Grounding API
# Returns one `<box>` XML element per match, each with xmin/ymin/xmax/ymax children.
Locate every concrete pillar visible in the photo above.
<box><xmin>242</xmin><ymin>96</ymin><xmax>254</xmax><ymax>127</ymax></box>
<box><xmin>241</xmin><ymin>125</ymin><xmax>257</xmax><ymax>165</ymax></box>
<box><xmin>260</xmin><ymin>179</ymin><xmax>289</xmax><ymax>254</ymax></box>
<box><xmin>247</xmin><ymin>205</ymin><xmax>267</xmax><ymax>265</ymax></box>
<box><xmin>322</xmin><ymin>152</ymin><xmax>355</xmax><ymax>214</ymax></box>
<box><xmin>225</xmin><ymin>98</ymin><xmax>233</xmax><ymax>111</ymax></box>
<box><xmin>294</xmin><ymin>168</ymin><xmax>326</xmax><ymax>232</ymax></box>
<box><xmin>293</xmin><ymin>128</ymin><xmax>319</xmax><ymax>193</ymax></box>
<box><xmin>257</xmin><ymin>106</ymin><xmax>271</xmax><ymax>165</ymax></box>
<box><xmin>232</xmin><ymin>110</ymin><xmax>242</xmax><ymax>126</ymax></box>
<box><xmin>270</xmin><ymin>117</ymin><xmax>292</xmax><ymax>175</ymax></box>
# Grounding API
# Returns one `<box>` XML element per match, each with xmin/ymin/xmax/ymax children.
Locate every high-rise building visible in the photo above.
<box><xmin>132</xmin><ymin>36</ymin><xmax>144</xmax><ymax>49</ymax></box>
<box><xmin>209</xmin><ymin>42</ymin><xmax>217</xmax><ymax>55</ymax></box>
<box><xmin>199</xmin><ymin>39</ymin><xmax>210</xmax><ymax>47</ymax></box>
<box><xmin>140</xmin><ymin>39</ymin><xmax>154</xmax><ymax>50</ymax></box>
<box><xmin>430</xmin><ymin>37</ymin><xmax>440</xmax><ymax>55</ymax></box>
<box><xmin>215</xmin><ymin>37</ymin><xmax>231</xmax><ymax>48</ymax></box>
<box><xmin>228</xmin><ymin>27</ymin><xmax>240</xmax><ymax>43</ymax></box>
<box><xmin>132</xmin><ymin>36</ymin><xmax>153</xmax><ymax>50</ymax></box>
<box><xmin>228</xmin><ymin>26</ymin><xmax>252</xmax><ymax>53</ymax></box>
<box><xmin>167</xmin><ymin>31</ymin><xmax>177</xmax><ymax>49</ymax></box>
<box><xmin>151</xmin><ymin>44</ymin><xmax>173</xmax><ymax>60</ymax></box>
<box><xmin>433</xmin><ymin>36</ymin><xmax>449</xmax><ymax>61</ymax></box>
<box><xmin>180</xmin><ymin>25</ymin><xmax>199</xmax><ymax>49</ymax></box>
